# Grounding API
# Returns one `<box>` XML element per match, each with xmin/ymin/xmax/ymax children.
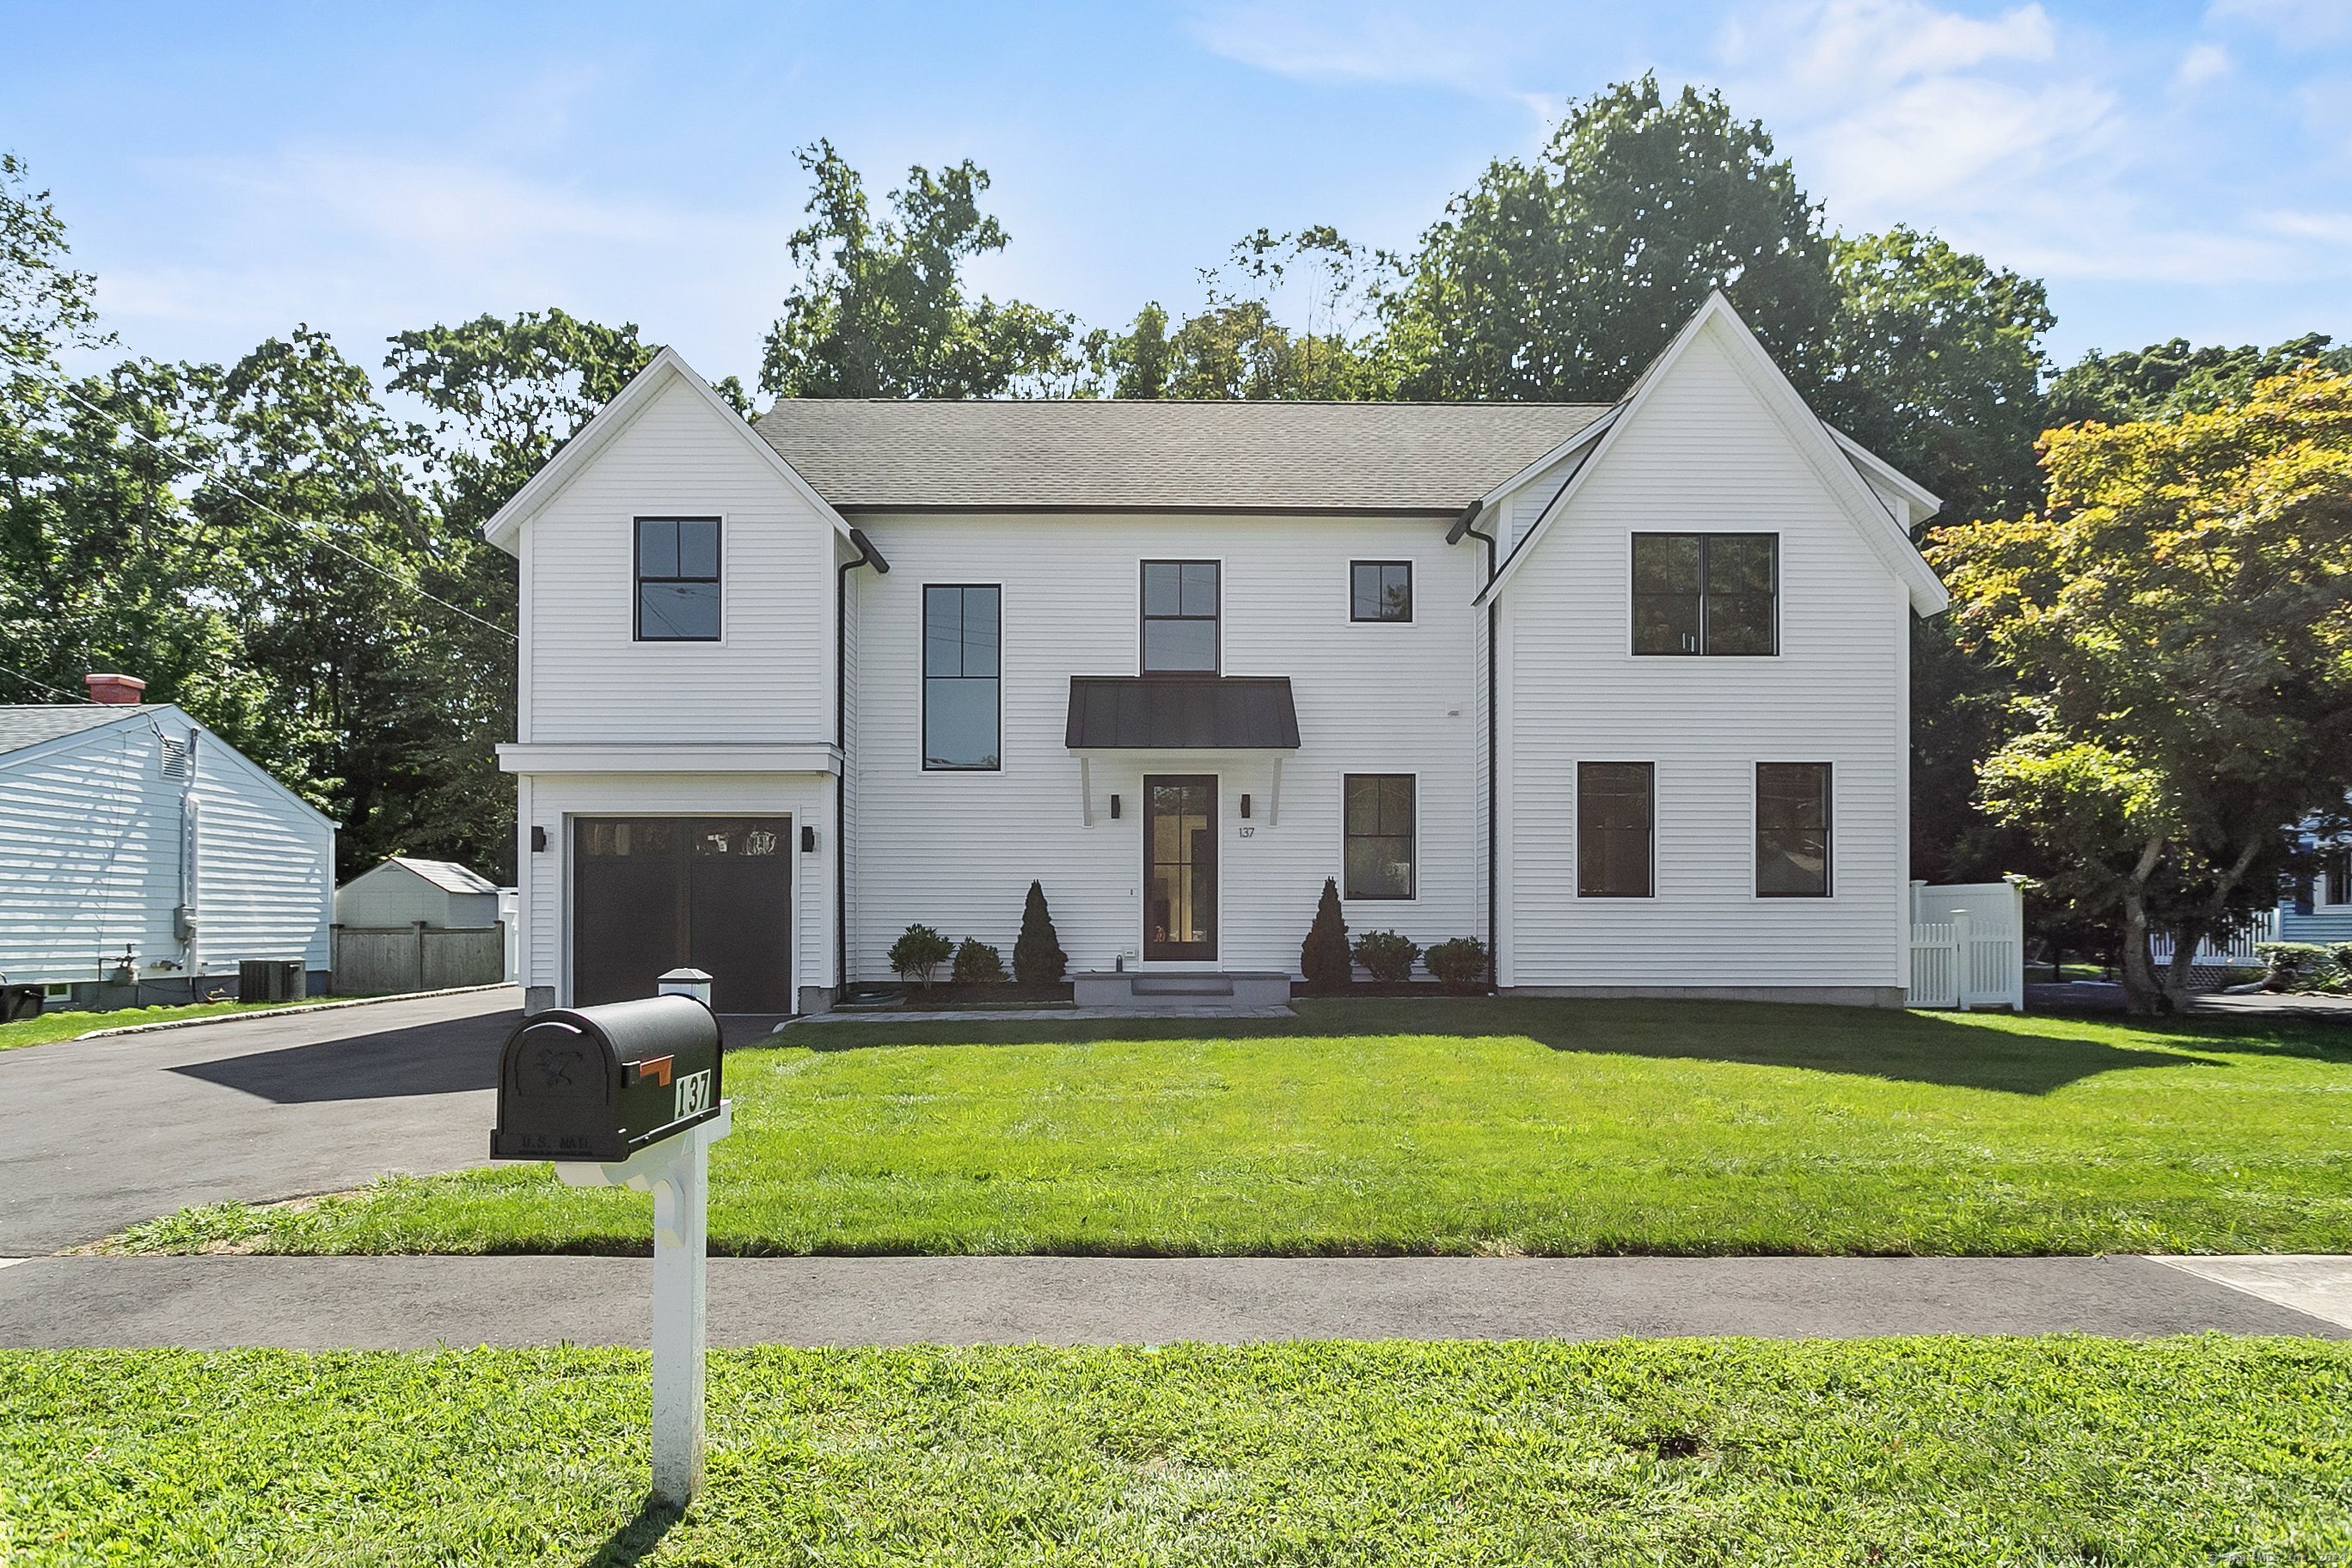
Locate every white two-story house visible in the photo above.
<box><xmin>487</xmin><ymin>293</ymin><xmax>1948</xmax><ymax>1014</ymax></box>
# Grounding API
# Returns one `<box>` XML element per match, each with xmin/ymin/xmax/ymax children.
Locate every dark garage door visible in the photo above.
<box><xmin>573</xmin><ymin>818</ymin><xmax>793</xmax><ymax>1012</ymax></box>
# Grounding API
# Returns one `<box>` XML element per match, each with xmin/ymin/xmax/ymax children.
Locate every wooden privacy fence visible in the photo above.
<box><xmin>331</xmin><ymin>922</ymin><xmax>506</xmax><ymax>995</ymax></box>
<box><xmin>1908</xmin><ymin>880</ymin><xmax>2024</xmax><ymax>1012</ymax></box>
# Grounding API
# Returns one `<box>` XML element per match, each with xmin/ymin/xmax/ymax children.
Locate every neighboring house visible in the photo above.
<box><xmin>2281</xmin><ymin>827</ymin><xmax>2352</xmax><ymax>946</ymax></box>
<box><xmin>486</xmin><ymin>292</ymin><xmax>1948</xmax><ymax>1014</ymax></box>
<box><xmin>0</xmin><ymin>675</ymin><xmax>334</xmax><ymax>1008</ymax></box>
<box><xmin>334</xmin><ymin>855</ymin><xmax>503</xmax><ymax>929</ymax></box>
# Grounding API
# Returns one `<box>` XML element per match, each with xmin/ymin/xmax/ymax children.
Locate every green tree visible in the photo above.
<box><xmin>2049</xmin><ymin>334</ymin><xmax>2352</xmax><ymax>427</ymax></box>
<box><xmin>760</xmin><ymin>141</ymin><xmax>1078</xmax><ymax>400</ymax></box>
<box><xmin>1380</xmin><ymin>76</ymin><xmax>1838</xmax><ymax>402</ymax></box>
<box><xmin>1930</xmin><ymin>369</ymin><xmax>2352</xmax><ymax>1012</ymax></box>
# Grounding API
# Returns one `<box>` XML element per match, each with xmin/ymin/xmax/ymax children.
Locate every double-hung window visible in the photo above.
<box><xmin>1350</xmin><ymin>561</ymin><xmax>1412</xmax><ymax>622</ymax></box>
<box><xmin>1756</xmin><ymin>763</ymin><xmax>1832</xmax><ymax>897</ymax></box>
<box><xmin>1577</xmin><ymin>762</ymin><xmax>1654</xmax><ymax>897</ymax></box>
<box><xmin>2324</xmin><ymin>848</ymin><xmax>2351</xmax><ymax>907</ymax></box>
<box><xmin>923</xmin><ymin>585</ymin><xmax>1001</xmax><ymax>770</ymax></box>
<box><xmin>1632</xmin><ymin>534</ymin><xmax>1777</xmax><ymax>655</ymax></box>
<box><xmin>1343</xmin><ymin>775</ymin><xmax>1416</xmax><ymax>899</ymax></box>
<box><xmin>1142</xmin><ymin>560</ymin><xmax>1219</xmax><ymax>672</ymax></box>
<box><xmin>634</xmin><ymin>518</ymin><xmax>721</xmax><ymax>640</ymax></box>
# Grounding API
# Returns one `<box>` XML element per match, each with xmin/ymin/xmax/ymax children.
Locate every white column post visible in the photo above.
<box><xmin>651</xmin><ymin>1124</ymin><xmax>711</xmax><ymax>1508</ymax></box>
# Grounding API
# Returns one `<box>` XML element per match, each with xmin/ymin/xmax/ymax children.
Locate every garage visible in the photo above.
<box><xmin>572</xmin><ymin>817</ymin><xmax>792</xmax><ymax>1012</ymax></box>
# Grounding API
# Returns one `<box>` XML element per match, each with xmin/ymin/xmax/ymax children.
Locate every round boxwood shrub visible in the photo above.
<box><xmin>1424</xmin><ymin>936</ymin><xmax>1489</xmax><ymax>994</ymax></box>
<box><xmin>1352</xmin><ymin>930</ymin><xmax>1421</xmax><ymax>984</ymax></box>
<box><xmin>952</xmin><ymin>938</ymin><xmax>1007</xmax><ymax>985</ymax></box>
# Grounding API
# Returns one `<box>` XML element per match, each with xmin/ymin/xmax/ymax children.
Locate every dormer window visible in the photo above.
<box><xmin>1141</xmin><ymin>560</ymin><xmax>1218</xmax><ymax>673</ymax></box>
<box><xmin>635</xmin><ymin>518</ymin><xmax>721</xmax><ymax>641</ymax></box>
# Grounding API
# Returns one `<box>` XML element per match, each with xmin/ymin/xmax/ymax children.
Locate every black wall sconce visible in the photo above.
<box><xmin>530</xmin><ymin>825</ymin><xmax>548</xmax><ymax>853</ymax></box>
<box><xmin>1110</xmin><ymin>793</ymin><xmax>1122</xmax><ymax>819</ymax></box>
<box><xmin>801</xmin><ymin>824</ymin><xmax>818</xmax><ymax>853</ymax></box>
<box><xmin>1240</xmin><ymin>793</ymin><xmax>1252</xmax><ymax>819</ymax></box>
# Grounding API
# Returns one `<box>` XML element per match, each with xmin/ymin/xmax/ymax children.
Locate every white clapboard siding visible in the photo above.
<box><xmin>521</xmin><ymin>374</ymin><xmax>839</xmax><ymax>746</ymax></box>
<box><xmin>1495</xmin><ymin>316</ymin><xmax>1909</xmax><ymax>991</ymax></box>
<box><xmin>845</xmin><ymin>513</ymin><xmax>1489</xmax><ymax>978</ymax></box>
<box><xmin>0</xmin><ymin>709</ymin><xmax>331</xmax><ymax>984</ymax></box>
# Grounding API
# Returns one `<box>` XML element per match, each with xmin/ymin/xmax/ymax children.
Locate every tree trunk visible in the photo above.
<box><xmin>2117</xmin><ymin>837</ymin><xmax>2168</xmax><ymax>1015</ymax></box>
<box><xmin>2159</xmin><ymin>836</ymin><xmax>2267</xmax><ymax>1012</ymax></box>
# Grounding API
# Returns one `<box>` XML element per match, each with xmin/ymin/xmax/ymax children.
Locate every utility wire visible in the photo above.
<box><xmin>0</xmin><ymin>658</ymin><xmax>92</xmax><ymax>704</ymax></box>
<box><xmin>24</xmin><ymin>368</ymin><xmax>515</xmax><ymax>641</ymax></box>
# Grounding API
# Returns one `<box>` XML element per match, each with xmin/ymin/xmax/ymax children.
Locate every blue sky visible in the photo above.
<box><xmin>9</xmin><ymin>0</ymin><xmax>2351</xmax><ymax>389</ymax></box>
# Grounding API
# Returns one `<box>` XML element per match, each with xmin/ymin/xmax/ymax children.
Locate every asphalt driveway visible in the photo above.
<box><xmin>0</xmin><ymin>989</ymin><xmax>524</xmax><ymax>1255</ymax></box>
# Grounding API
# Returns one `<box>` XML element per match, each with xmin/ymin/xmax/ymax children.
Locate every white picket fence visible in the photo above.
<box><xmin>1908</xmin><ymin>879</ymin><xmax>2024</xmax><ymax>1011</ymax></box>
<box><xmin>2148</xmin><ymin>909</ymin><xmax>2278</xmax><ymax>969</ymax></box>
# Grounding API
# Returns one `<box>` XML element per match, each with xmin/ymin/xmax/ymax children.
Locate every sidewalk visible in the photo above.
<box><xmin>0</xmin><ymin>1253</ymin><xmax>2340</xmax><ymax>1350</ymax></box>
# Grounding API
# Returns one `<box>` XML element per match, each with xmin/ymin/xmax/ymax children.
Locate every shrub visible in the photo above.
<box><xmin>951</xmin><ymin>938</ymin><xmax>1006</xmax><ymax>985</ymax></box>
<box><xmin>2256</xmin><ymin>942</ymin><xmax>2337</xmax><ymax>992</ymax></box>
<box><xmin>1013</xmin><ymin>880</ymin><xmax>1067</xmax><ymax>985</ymax></box>
<box><xmin>1424</xmin><ymin>937</ymin><xmax>1489</xmax><ymax>994</ymax></box>
<box><xmin>1299</xmin><ymin>878</ymin><xmax>1351</xmax><ymax>995</ymax></box>
<box><xmin>888</xmin><ymin>924</ymin><xmax>953</xmax><ymax>989</ymax></box>
<box><xmin>1352</xmin><ymin>930</ymin><xmax>1421</xmax><ymax>983</ymax></box>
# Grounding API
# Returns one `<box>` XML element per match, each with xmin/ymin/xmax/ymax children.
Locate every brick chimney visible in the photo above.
<box><xmin>84</xmin><ymin>672</ymin><xmax>147</xmax><ymax>705</ymax></box>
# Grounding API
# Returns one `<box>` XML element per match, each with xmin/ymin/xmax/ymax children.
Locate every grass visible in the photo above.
<box><xmin>2</xmin><ymin>1337</ymin><xmax>2346</xmax><ymax>1565</ymax></box>
<box><xmin>113</xmin><ymin>997</ymin><xmax>2352</xmax><ymax>1259</ymax></box>
<box><xmin>0</xmin><ymin>997</ymin><xmax>310</xmax><ymax>1053</ymax></box>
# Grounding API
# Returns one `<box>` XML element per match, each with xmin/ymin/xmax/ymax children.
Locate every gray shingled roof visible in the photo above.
<box><xmin>0</xmin><ymin>703</ymin><xmax>154</xmax><ymax>756</ymax></box>
<box><xmin>755</xmin><ymin>399</ymin><xmax>1612</xmax><ymax>513</ymax></box>
<box><xmin>390</xmin><ymin>856</ymin><xmax>501</xmax><ymax>895</ymax></box>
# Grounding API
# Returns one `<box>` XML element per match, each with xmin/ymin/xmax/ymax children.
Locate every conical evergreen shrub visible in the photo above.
<box><xmin>1013</xmin><ymin>879</ymin><xmax>1068</xmax><ymax>984</ymax></box>
<box><xmin>1300</xmin><ymin>876</ymin><xmax>1352</xmax><ymax>994</ymax></box>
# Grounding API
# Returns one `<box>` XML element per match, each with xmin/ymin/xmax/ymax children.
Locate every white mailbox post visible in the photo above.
<box><xmin>559</xmin><ymin>1101</ymin><xmax>732</xmax><ymax>1506</ymax></box>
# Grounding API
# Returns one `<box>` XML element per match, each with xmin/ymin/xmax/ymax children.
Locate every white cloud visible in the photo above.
<box><xmin>2208</xmin><ymin>0</ymin><xmax>2352</xmax><ymax>43</ymax></box>
<box><xmin>1185</xmin><ymin>0</ymin><xmax>1575</xmax><ymax>114</ymax></box>
<box><xmin>2176</xmin><ymin>42</ymin><xmax>2233</xmax><ymax>86</ymax></box>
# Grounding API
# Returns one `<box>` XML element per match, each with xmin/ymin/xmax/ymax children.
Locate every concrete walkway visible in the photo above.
<box><xmin>0</xmin><ymin>1254</ymin><xmax>2340</xmax><ymax>1349</ymax></box>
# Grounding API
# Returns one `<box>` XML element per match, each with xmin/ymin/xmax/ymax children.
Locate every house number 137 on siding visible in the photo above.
<box><xmin>674</xmin><ymin>1069</ymin><xmax>714</xmax><ymax>1121</ymax></box>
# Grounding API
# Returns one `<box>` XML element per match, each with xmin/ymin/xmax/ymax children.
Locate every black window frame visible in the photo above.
<box><xmin>1755</xmin><ymin>762</ymin><xmax>1833</xmax><ymax>898</ymax></box>
<box><xmin>921</xmin><ymin>583</ymin><xmax>1002</xmax><ymax>772</ymax></box>
<box><xmin>633</xmin><ymin>516</ymin><xmax>723</xmax><ymax>642</ymax></box>
<box><xmin>1630</xmin><ymin>532</ymin><xmax>1779</xmax><ymax>657</ymax></box>
<box><xmin>2324</xmin><ymin>847</ymin><xmax>2351</xmax><ymax>907</ymax></box>
<box><xmin>1577</xmin><ymin>761</ymin><xmax>1655</xmax><ymax>898</ymax></box>
<box><xmin>1349</xmin><ymin>560</ymin><xmax>1414</xmax><ymax>623</ymax></box>
<box><xmin>1140</xmin><ymin>560</ymin><xmax>1221</xmax><ymax>675</ymax></box>
<box><xmin>1342</xmin><ymin>773</ymin><xmax>1417</xmax><ymax>901</ymax></box>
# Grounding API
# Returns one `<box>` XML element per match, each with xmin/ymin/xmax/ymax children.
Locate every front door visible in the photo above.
<box><xmin>1143</xmin><ymin>775</ymin><xmax>1217</xmax><ymax>961</ymax></box>
<box><xmin>573</xmin><ymin>817</ymin><xmax>793</xmax><ymax>1011</ymax></box>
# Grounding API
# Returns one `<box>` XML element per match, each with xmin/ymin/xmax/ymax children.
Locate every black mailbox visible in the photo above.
<box><xmin>492</xmin><ymin>995</ymin><xmax>723</xmax><ymax>1162</ymax></box>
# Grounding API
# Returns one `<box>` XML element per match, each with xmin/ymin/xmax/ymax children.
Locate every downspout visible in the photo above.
<box><xmin>835</xmin><ymin>526</ymin><xmax>888</xmax><ymax>999</ymax></box>
<box><xmin>1449</xmin><ymin>500</ymin><xmax>1500</xmax><ymax>989</ymax></box>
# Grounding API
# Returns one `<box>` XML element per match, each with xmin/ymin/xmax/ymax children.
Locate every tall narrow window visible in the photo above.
<box><xmin>1343</xmin><ymin>775</ymin><xmax>1416</xmax><ymax>899</ymax></box>
<box><xmin>634</xmin><ymin>518</ymin><xmax>721</xmax><ymax>640</ymax></box>
<box><xmin>1756</xmin><ymin>763</ymin><xmax>1832</xmax><ymax>897</ymax></box>
<box><xmin>923</xmin><ymin>585</ymin><xmax>1001</xmax><ymax>770</ymax></box>
<box><xmin>2324</xmin><ymin>848</ymin><xmax>2351</xmax><ymax>907</ymax></box>
<box><xmin>1351</xmin><ymin>561</ymin><xmax>1412</xmax><ymax>622</ymax></box>
<box><xmin>1142</xmin><ymin>560</ymin><xmax>1219</xmax><ymax>672</ymax></box>
<box><xmin>1577</xmin><ymin>762</ymin><xmax>1654</xmax><ymax>897</ymax></box>
<box><xmin>1632</xmin><ymin>534</ymin><xmax>1777</xmax><ymax>655</ymax></box>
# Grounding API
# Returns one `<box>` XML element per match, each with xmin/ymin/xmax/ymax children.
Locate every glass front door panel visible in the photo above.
<box><xmin>1143</xmin><ymin>777</ymin><xmax>1216</xmax><ymax>960</ymax></box>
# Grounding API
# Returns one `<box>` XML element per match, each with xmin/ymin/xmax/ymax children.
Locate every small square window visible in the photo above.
<box><xmin>1632</xmin><ymin>534</ymin><xmax>1777</xmax><ymax>656</ymax></box>
<box><xmin>1351</xmin><ymin>561</ymin><xmax>1412</xmax><ymax>622</ymax></box>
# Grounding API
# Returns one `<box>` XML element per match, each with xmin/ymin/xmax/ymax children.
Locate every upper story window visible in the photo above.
<box><xmin>1351</xmin><ymin>561</ymin><xmax>1412</xmax><ymax>622</ymax></box>
<box><xmin>1756</xmin><ymin>763</ymin><xmax>1832</xmax><ymax>897</ymax></box>
<box><xmin>635</xmin><ymin>518</ymin><xmax>721</xmax><ymax>641</ymax></box>
<box><xmin>923</xmin><ymin>585</ymin><xmax>1001</xmax><ymax>770</ymax></box>
<box><xmin>1632</xmin><ymin>533</ymin><xmax>1776</xmax><ymax>656</ymax></box>
<box><xmin>1142</xmin><ymin>560</ymin><xmax>1219</xmax><ymax>673</ymax></box>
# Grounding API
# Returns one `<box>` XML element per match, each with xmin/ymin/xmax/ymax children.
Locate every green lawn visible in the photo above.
<box><xmin>3</xmin><ymin>1338</ymin><xmax>2344</xmax><ymax>1565</ymax></box>
<box><xmin>0</xmin><ymin>997</ymin><xmax>310</xmax><ymax>1053</ymax></box>
<box><xmin>114</xmin><ymin>997</ymin><xmax>2352</xmax><ymax>1258</ymax></box>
